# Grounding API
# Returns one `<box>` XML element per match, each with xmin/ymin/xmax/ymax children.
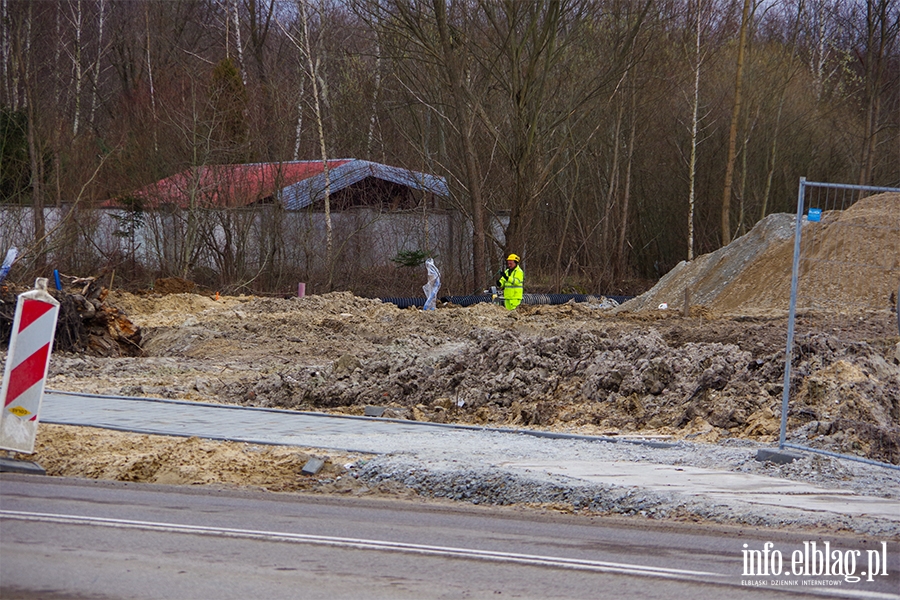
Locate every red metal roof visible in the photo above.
<box><xmin>121</xmin><ymin>160</ymin><xmax>352</xmax><ymax>209</ymax></box>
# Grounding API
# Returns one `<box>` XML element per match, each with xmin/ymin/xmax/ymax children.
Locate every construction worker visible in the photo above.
<box><xmin>497</xmin><ymin>253</ymin><xmax>524</xmax><ymax>310</ymax></box>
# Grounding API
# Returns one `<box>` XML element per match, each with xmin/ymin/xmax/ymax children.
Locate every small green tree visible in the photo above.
<box><xmin>391</xmin><ymin>249</ymin><xmax>433</xmax><ymax>268</ymax></box>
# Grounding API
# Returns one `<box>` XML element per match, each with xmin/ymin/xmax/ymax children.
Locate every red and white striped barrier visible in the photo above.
<box><xmin>1</xmin><ymin>278</ymin><xmax>60</xmax><ymax>453</ymax></box>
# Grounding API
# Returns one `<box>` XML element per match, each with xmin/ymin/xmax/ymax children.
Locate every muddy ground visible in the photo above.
<box><xmin>6</xmin><ymin>192</ymin><xmax>900</xmax><ymax>500</ymax></box>
<box><xmin>28</xmin><ymin>289</ymin><xmax>900</xmax><ymax>485</ymax></box>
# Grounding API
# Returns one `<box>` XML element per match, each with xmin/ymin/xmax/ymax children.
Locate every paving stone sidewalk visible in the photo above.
<box><xmin>37</xmin><ymin>390</ymin><xmax>900</xmax><ymax>524</ymax></box>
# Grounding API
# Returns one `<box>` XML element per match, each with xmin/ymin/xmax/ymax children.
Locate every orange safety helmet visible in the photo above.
<box><xmin>506</xmin><ymin>253</ymin><xmax>520</xmax><ymax>263</ymax></box>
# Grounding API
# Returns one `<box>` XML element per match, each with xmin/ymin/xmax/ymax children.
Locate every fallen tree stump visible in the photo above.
<box><xmin>0</xmin><ymin>281</ymin><xmax>141</xmax><ymax>357</ymax></box>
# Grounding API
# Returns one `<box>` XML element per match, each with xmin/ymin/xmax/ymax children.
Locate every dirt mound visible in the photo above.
<box><xmin>618</xmin><ymin>212</ymin><xmax>795</xmax><ymax>314</ymax></box>
<box><xmin>153</xmin><ymin>277</ymin><xmax>197</xmax><ymax>294</ymax></box>
<box><xmin>40</xmin><ymin>288</ymin><xmax>900</xmax><ymax>464</ymax></box>
<box><xmin>620</xmin><ymin>193</ymin><xmax>900</xmax><ymax>316</ymax></box>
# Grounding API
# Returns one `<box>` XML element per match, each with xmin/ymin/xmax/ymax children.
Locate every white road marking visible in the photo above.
<box><xmin>1</xmin><ymin>510</ymin><xmax>895</xmax><ymax>599</ymax></box>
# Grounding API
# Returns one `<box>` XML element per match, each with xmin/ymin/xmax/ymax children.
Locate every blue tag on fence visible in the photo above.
<box><xmin>807</xmin><ymin>207</ymin><xmax>822</xmax><ymax>222</ymax></box>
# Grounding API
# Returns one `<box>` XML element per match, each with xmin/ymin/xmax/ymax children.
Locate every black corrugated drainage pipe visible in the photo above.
<box><xmin>378</xmin><ymin>294</ymin><xmax>632</xmax><ymax>308</ymax></box>
<box><xmin>379</xmin><ymin>297</ymin><xmax>426</xmax><ymax>309</ymax></box>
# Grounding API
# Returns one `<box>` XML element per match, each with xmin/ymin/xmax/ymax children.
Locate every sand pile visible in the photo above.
<box><xmin>620</xmin><ymin>193</ymin><xmax>900</xmax><ymax>316</ymax></box>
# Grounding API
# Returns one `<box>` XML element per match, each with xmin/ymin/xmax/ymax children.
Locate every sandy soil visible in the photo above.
<box><xmin>32</xmin><ymin>424</ymin><xmax>393</xmax><ymax>497</ymax></box>
<box><xmin>29</xmin><ymin>289</ymin><xmax>899</xmax><ymax>480</ymax></box>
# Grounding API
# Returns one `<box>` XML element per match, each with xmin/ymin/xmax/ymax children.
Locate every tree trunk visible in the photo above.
<box><xmin>857</xmin><ymin>0</ymin><xmax>895</xmax><ymax>186</ymax></box>
<box><xmin>292</xmin><ymin>75</ymin><xmax>304</xmax><ymax>160</ymax></box>
<box><xmin>366</xmin><ymin>38</ymin><xmax>382</xmax><ymax>160</ymax></box>
<box><xmin>434</xmin><ymin>0</ymin><xmax>486</xmax><ymax>291</ymax></box>
<box><xmin>232</xmin><ymin>0</ymin><xmax>247</xmax><ymax>85</ymax></box>
<box><xmin>720</xmin><ymin>0</ymin><xmax>752</xmax><ymax>247</ymax></box>
<box><xmin>553</xmin><ymin>147</ymin><xmax>577</xmax><ymax>293</ymax></box>
<box><xmin>760</xmin><ymin>0</ymin><xmax>803</xmax><ymax>220</ymax></box>
<box><xmin>299</xmin><ymin>0</ymin><xmax>334</xmax><ymax>289</ymax></box>
<box><xmin>72</xmin><ymin>0</ymin><xmax>83</xmax><ymax>137</ymax></box>
<box><xmin>88</xmin><ymin>0</ymin><xmax>105</xmax><ymax>131</ymax></box>
<box><xmin>23</xmin><ymin>2</ymin><xmax>45</xmax><ymax>271</ymax></box>
<box><xmin>687</xmin><ymin>0</ymin><xmax>703</xmax><ymax>261</ymax></box>
<box><xmin>145</xmin><ymin>2</ymin><xmax>158</xmax><ymax>154</ymax></box>
<box><xmin>2</xmin><ymin>0</ymin><xmax>11</xmax><ymax>109</ymax></box>
<box><xmin>616</xmin><ymin>86</ymin><xmax>637</xmax><ymax>282</ymax></box>
<box><xmin>601</xmin><ymin>97</ymin><xmax>623</xmax><ymax>277</ymax></box>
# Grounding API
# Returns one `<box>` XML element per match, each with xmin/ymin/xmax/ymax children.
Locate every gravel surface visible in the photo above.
<box><xmin>338</xmin><ymin>426</ymin><xmax>900</xmax><ymax>537</ymax></box>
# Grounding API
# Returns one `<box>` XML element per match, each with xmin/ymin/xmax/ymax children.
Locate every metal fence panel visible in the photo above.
<box><xmin>778</xmin><ymin>178</ymin><xmax>900</xmax><ymax>469</ymax></box>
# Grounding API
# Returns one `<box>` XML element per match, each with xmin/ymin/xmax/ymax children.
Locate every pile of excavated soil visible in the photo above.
<box><xmin>620</xmin><ymin>193</ymin><xmax>899</xmax><ymax>316</ymax></box>
<box><xmin>41</xmin><ymin>288</ymin><xmax>900</xmax><ymax>464</ymax></box>
<box><xmin>31</xmin><ymin>424</ymin><xmax>393</xmax><ymax>497</ymax></box>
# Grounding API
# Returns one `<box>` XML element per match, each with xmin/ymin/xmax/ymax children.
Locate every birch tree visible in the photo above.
<box><xmin>231</xmin><ymin>0</ymin><xmax>247</xmax><ymax>85</ymax></box>
<box><xmin>70</xmin><ymin>0</ymin><xmax>83</xmax><ymax>137</ymax></box>
<box><xmin>87</xmin><ymin>0</ymin><xmax>105</xmax><ymax>130</ymax></box>
<box><xmin>686</xmin><ymin>0</ymin><xmax>707</xmax><ymax>261</ymax></box>
<box><xmin>278</xmin><ymin>0</ymin><xmax>336</xmax><ymax>286</ymax></box>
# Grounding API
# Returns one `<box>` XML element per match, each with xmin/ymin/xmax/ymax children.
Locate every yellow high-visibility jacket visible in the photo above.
<box><xmin>498</xmin><ymin>265</ymin><xmax>524</xmax><ymax>310</ymax></box>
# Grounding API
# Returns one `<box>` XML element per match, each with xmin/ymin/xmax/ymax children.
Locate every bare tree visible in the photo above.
<box><xmin>359</xmin><ymin>0</ymin><xmax>491</xmax><ymax>290</ymax></box>
<box><xmin>20</xmin><ymin>3</ymin><xmax>47</xmax><ymax>271</ymax></box>
<box><xmin>433</xmin><ymin>0</ymin><xmax>488</xmax><ymax>289</ymax></box>
<box><xmin>856</xmin><ymin>0</ymin><xmax>899</xmax><ymax>186</ymax></box>
<box><xmin>720</xmin><ymin>0</ymin><xmax>754</xmax><ymax>247</ymax></box>
<box><xmin>686</xmin><ymin>0</ymin><xmax>709</xmax><ymax>262</ymax></box>
<box><xmin>758</xmin><ymin>0</ymin><xmax>805</xmax><ymax>220</ymax></box>
<box><xmin>279</xmin><ymin>0</ymin><xmax>336</xmax><ymax>287</ymax></box>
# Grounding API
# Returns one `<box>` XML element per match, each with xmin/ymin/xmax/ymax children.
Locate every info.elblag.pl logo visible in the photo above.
<box><xmin>741</xmin><ymin>541</ymin><xmax>890</xmax><ymax>587</ymax></box>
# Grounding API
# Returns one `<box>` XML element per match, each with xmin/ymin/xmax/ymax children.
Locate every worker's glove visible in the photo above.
<box><xmin>496</xmin><ymin>279</ymin><xmax>502</xmax><ymax>288</ymax></box>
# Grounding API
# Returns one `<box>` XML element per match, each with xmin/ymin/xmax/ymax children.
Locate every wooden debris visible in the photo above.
<box><xmin>0</xmin><ymin>278</ymin><xmax>141</xmax><ymax>357</ymax></box>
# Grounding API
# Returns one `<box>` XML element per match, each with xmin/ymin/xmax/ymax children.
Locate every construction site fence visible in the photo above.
<box><xmin>778</xmin><ymin>178</ymin><xmax>900</xmax><ymax>470</ymax></box>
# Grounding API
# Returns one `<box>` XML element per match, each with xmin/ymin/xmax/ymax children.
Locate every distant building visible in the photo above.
<box><xmin>119</xmin><ymin>159</ymin><xmax>449</xmax><ymax>211</ymax></box>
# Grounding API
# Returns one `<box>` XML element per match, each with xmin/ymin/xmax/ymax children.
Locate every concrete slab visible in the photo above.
<box><xmin>498</xmin><ymin>460</ymin><xmax>900</xmax><ymax>522</ymax></box>
<box><xmin>301</xmin><ymin>457</ymin><xmax>325</xmax><ymax>475</ymax></box>
<box><xmin>756</xmin><ymin>448</ymin><xmax>802</xmax><ymax>464</ymax></box>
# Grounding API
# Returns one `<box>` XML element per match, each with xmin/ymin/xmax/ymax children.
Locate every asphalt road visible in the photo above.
<box><xmin>2</xmin><ymin>475</ymin><xmax>897</xmax><ymax>600</ymax></box>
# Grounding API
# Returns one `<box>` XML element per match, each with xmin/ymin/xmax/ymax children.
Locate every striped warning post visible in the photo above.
<box><xmin>0</xmin><ymin>278</ymin><xmax>60</xmax><ymax>453</ymax></box>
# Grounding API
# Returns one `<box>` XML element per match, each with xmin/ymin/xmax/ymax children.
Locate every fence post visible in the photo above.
<box><xmin>778</xmin><ymin>178</ymin><xmax>806</xmax><ymax>450</ymax></box>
